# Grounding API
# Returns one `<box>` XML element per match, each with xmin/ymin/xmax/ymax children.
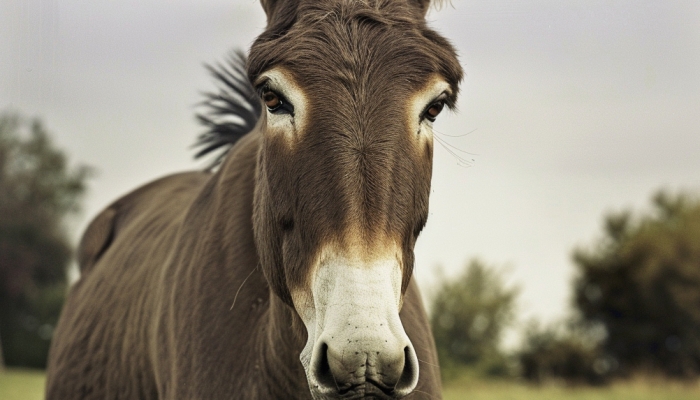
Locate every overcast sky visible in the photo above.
<box><xmin>2</xmin><ymin>0</ymin><xmax>699</xmax><ymax>331</ymax></box>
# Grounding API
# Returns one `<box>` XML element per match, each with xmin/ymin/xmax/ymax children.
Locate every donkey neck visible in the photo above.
<box><xmin>212</xmin><ymin>131</ymin><xmax>310</xmax><ymax>398</ymax></box>
<box><xmin>255</xmin><ymin>293</ymin><xmax>310</xmax><ymax>399</ymax></box>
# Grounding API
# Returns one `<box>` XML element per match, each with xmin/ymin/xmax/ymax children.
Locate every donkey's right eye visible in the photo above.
<box><xmin>262</xmin><ymin>90</ymin><xmax>281</xmax><ymax>109</ymax></box>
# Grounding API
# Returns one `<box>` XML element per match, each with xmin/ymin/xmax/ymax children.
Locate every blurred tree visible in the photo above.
<box><xmin>0</xmin><ymin>111</ymin><xmax>90</xmax><ymax>368</ymax></box>
<box><xmin>517</xmin><ymin>319</ymin><xmax>611</xmax><ymax>385</ymax></box>
<box><xmin>573</xmin><ymin>190</ymin><xmax>700</xmax><ymax>378</ymax></box>
<box><xmin>430</xmin><ymin>259</ymin><xmax>518</xmax><ymax>378</ymax></box>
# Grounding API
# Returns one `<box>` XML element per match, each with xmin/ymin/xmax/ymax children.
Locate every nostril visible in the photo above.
<box><xmin>393</xmin><ymin>346</ymin><xmax>419</xmax><ymax>395</ymax></box>
<box><xmin>311</xmin><ymin>342</ymin><xmax>336</xmax><ymax>390</ymax></box>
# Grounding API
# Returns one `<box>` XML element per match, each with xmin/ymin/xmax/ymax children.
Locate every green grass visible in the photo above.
<box><xmin>443</xmin><ymin>376</ymin><xmax>700</xmax><ymax>400</ymax></box>
<box><xmin>2</xmin><ymin>368</ymin><xmax>700</xmax><ymax>399</ymax></box>
<box><xmin>0</xmin><ymin>368</ymin><xmax>45</xmax><ymax>400</ymax></box>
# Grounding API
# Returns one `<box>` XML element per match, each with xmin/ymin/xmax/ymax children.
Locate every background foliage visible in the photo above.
<box><xmin>0</xmin><ymin>111</ymin><xmax>89</xmax><ymax>368</ymax></box>
<box><xmin>430</xmin><ymin>259</ymin><xmax>519</xmax><ymax>378</ymax></box>
<box><xmin>517</xmin><ymin>319</ymin><xmax>612</xmax><ymax>385</ymax></box>
<box><xmin>573</xmin><ymin>190</ymin><xmax>700</xmax><ymax>378</ymax></box>
<box><xmin>431</xmin><ymin>190</ymin><xmax>700</xmax><ymax>385</ymax></box>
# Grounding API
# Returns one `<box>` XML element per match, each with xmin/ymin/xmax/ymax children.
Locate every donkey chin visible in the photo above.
<box><xmin>293</xmin><ymin>250</ymin><xmax>420</xmax><ymax>399</ymax></box>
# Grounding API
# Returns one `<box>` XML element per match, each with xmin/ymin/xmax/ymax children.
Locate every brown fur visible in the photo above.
<box><xmin>46</xmin><ymin>1</ymin><xmax>462</xmax><ymax>398</ymax></box>
<box><xmin>249</xmin><ymin>0</ymin><xmax>462</xmax><ymax>304</ymax></box>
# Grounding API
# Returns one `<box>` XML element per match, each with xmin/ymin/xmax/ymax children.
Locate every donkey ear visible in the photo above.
<box><xmin>260</xmin><ymin>0</ymin><xmax>279</xmax><ymax>18</ymax></box>
<box><xmin>406</xmin><ymin>0</ymin><xmax>432</xmax><ymax>17</ymax></box>
<box><xmin>260</xmin><ymin>0</ymin><xmax>298</xmax><ymax>24</ymax></box>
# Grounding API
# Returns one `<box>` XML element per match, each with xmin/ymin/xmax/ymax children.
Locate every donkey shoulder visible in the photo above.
<box><xmin>77</xmin><ymin>171</ymin><xmax>211</xmax><ymax>275</ymax></box>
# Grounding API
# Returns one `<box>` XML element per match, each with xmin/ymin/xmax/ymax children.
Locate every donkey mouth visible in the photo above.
<box><xmin>314</xmin><ymin>380</ymin><xmax>399</xmax><ymax>400</ymax></box>
<box><xmin>308</xmin><ymin>340</ymin><xmax>418</xmax><ymax>400</ymax></box>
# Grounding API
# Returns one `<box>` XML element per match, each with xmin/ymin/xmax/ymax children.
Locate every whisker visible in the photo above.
<box><xmin>434</xmin><ymin>136</ymin><xmax>474</xmax><ymax>167</ymax></box>
<box><xmin>434</xmin><ymin>127</ymin><xmax>478</xmax><ymax>138</ymax></box>
<box><xmin>417</xmin><ymin>358</ymin><xmax>440</xmax><ymax>369</ymax></box>
<box><xmin>230</xmin><ymin>266</ymin><xmax>258</xmax><ymax>311</ymax></box>
<box><xmin>435</xmin><ymin>142</ymin><xmax>472</xmax><ymax>163</ymax></box>
<box><xmin>433</xmin><ymin>134</ymin><xmax>478</xmax><ymax>155</ymax></box>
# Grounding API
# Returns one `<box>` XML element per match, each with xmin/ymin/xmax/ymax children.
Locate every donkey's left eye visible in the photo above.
<box><xmin>421</xmin><ymin>94</ymin><xmax>448</xmax><ymax>122</ymax></box>
<box><xmin>425</xmin><ymin>102</ymin><xmax>444</xmax><ymax>121</ymax></box>
<box><xmin>263</xmin><ymin>90</ymin><xmax>281</xmax><ymax>109</ymax></box>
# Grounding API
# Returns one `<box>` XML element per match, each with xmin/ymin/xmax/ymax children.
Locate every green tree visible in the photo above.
<box><xmin>573</xmin><ymin>190</ymin><xmax>700</xmax><ymax>378</ymax></box>
<box><xmin>430</xmin><ymin>259</ymin><xmax>518</xmax><ymax>377</ymax></box>
<box><xmin>517</xmin><ymin>319</ymin><xmax>611</xmax><ymax>385</ymax></box>
<box><xmin>0</xmin><ymin>111</ymin><xmax>90</xmax><ymax>369</ymax></box>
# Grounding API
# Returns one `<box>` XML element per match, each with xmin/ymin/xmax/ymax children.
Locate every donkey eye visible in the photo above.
<box><xmin>422</xmin><ymin>95</ymin><xmax>447</xmax><ymax>123</ymax></box>
<box><xmin>262</xmin><ymin>89</ymin><xmax>281</xmax><ymax>109</ymax></box>
<box><xmin>426</xmin><ymin>102</ymin><xmax>444</xmax><ymax>121</ymax></box>
<box><xmin>260</xmin><ymin>87</ymin><xmax>294</xmax><ymax>115</ymax></box>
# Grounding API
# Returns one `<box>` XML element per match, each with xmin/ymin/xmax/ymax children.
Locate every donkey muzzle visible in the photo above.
<box><xmin>310</xmin><ymin>331</ymin><xmax>419</xmax><ymax>398</ymax></box>
<box><xmin>297</xmin><ymin>252</ymin><xmax>419</xmax><ymax>399</ymax></box>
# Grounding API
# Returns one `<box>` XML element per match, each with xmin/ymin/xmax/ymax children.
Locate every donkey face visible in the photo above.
<box><xmin>250</xmin><ymin>0</ymin><xmax>462</xmax><ymax>398</ymax></box>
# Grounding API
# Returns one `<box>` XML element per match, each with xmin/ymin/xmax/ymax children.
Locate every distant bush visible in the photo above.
<box><xmin>430</xmin><ymin>259</ymin><xmax>519</xmax><ymax>378</ymax></box>
<box><xmin>517</xmin><ymin>320</ymin><xmax>613</xmax><ymax>385</ymax></box>
<box><xmin>0</xmin><ymin>112</ymin><xmax>89</xmax><ymax>368</ymax></box>
<box><xmin>573</xmin><ymin>190</ymin><xmax>700</xmax><ymax>378</ymax></box>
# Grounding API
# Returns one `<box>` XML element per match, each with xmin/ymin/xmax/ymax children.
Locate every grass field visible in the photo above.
<box><xmin>0</xmin><ymin>369</ymin><xmax>46</xmax><ymax>400</ymax></box>
<box><xmin>443</xmin><ymin>377</ymin><xmax>700</xmax><ymax>400</ymax></box>
<box><xmin>2</xmin><ymin>368</ymin><xmax>700</xmax><ymax>399</ymax></box>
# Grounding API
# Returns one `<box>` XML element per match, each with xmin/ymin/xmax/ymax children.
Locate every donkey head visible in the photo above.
<box><xmin>249</xmin><ymin>0</ymin><xmax>462</xmax><ymax>398</ymax></box>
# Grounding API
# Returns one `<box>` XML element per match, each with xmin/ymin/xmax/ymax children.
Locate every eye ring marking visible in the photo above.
<box><xmin>421</xmin><ymin>93</ymin><xmax>448</xmax><ymax>123</ymax></box>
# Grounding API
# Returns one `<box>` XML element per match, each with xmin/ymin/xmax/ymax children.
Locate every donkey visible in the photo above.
<box><xmin>46</xmin><ymin>0</ymin><xmax>462</xmax><ymax>398</ymax></box>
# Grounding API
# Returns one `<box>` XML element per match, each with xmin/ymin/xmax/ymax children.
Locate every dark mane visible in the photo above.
<box><xmin>194</xmin><ymin>50</ymin><xmax>261</xmax><ymax>169</ymax></box>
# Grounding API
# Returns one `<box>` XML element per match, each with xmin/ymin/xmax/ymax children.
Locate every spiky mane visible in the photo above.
<box><xmin>194</xmin><ymin>50</ymin><xmax>261</xmax><ymax>169</ymax></box>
